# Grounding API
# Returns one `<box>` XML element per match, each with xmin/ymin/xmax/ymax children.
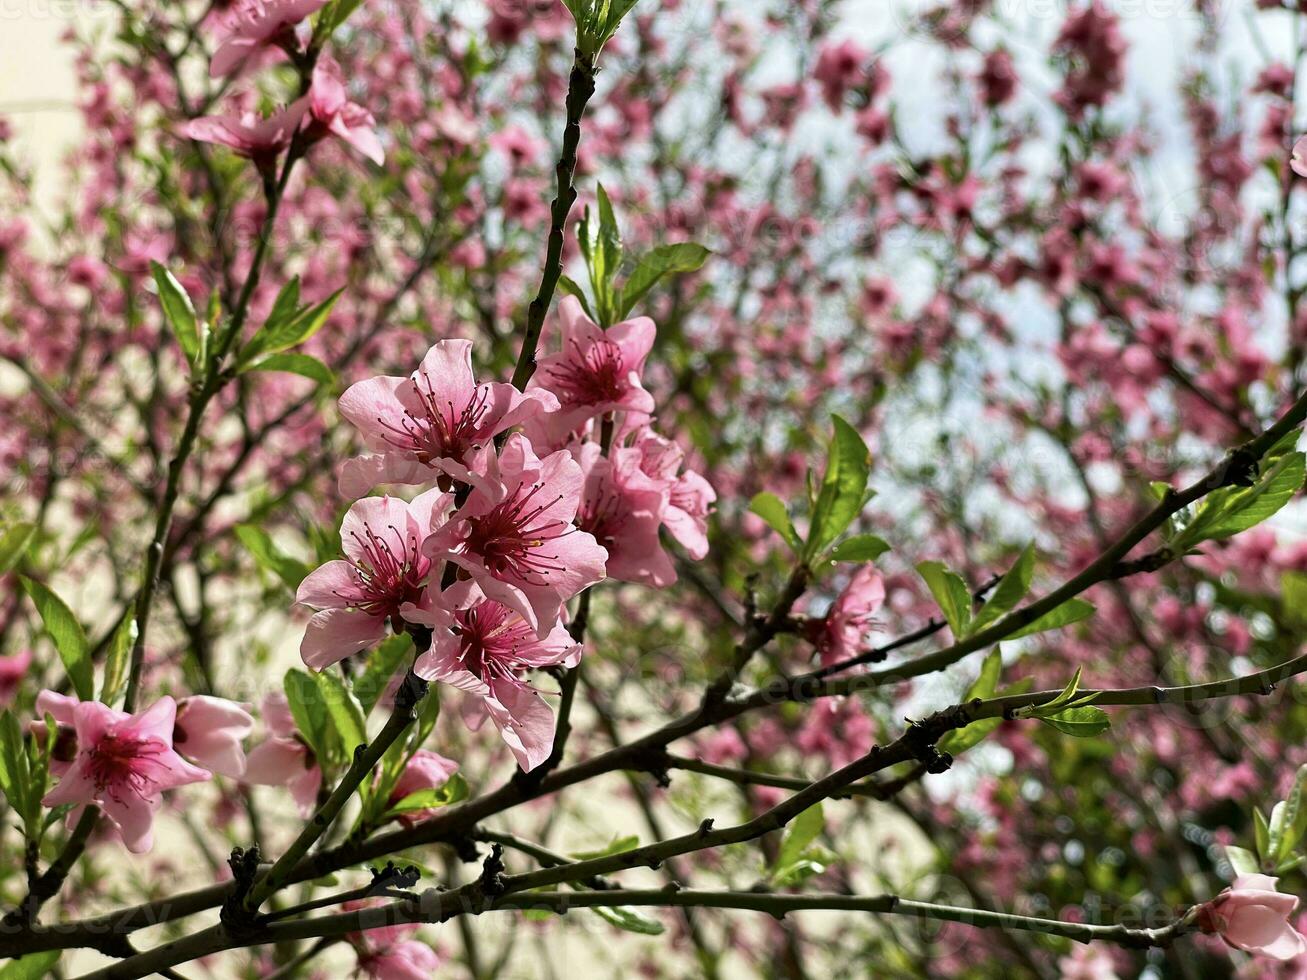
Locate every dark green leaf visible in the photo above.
<box><xmin>618</xmin><ymin>242</ymin><xmax>710</xmax><ymax>319</ymax></box>
<box><xmin>749</xmin><ymin>492</ymin><xmax>801</xmax><ymax>553</ymax></box>
<box><xmin>1039</xmin><ymin>705</ymin><xmax>1111</xmax><ymax>738</ymax></box>
<box><xmin>0</xmin><ymin>522</ymin><xmax>35</xmax><ymax>575</ymax></box>
<box><xmin>235</xmin><ymin>525</ymin><xmax>309</xmax><ymax>591</ymax></box>
<box><xmin>20</xmin><ymin>577</ymin><xmax>92</xmax><ymax>700</ymax></box>
<box><xmin>970</xmin><ymin>544</ymin><xmax>1035</xmax><ymax>635</ymax></box>
<box><xmin>804</xmin><ymin>416</ymin><xmax>871</xmax><ymax>561</ymax></box>
<box><xmin>828</xmin><ymin>535</ymin><xmax>890</xmax><ymax>563</ymax></box>
<box><xmin>150</xmin><ymin>262</ymin><xmax>199</xmax><ymax>364</ymax></box>
<box><xmin>356</xmin><ymin>634</ymin><xmax>412</xmax><ymax>716</ymax></box>
<box><xmin>239</xmin><ymin>287</ymin><xmax>343</xmax><ymax>366</ymax></box>
<box><xmin>314</xmin><ymin>670</ymin><xmax>367</xmax><ymax>753</ymax></box>
<box><xmin>284</xmin><ymin>669</ymin><xmax>332</xmax><ymax>762</ymax></box>
<box><xmin>100</xmin><ymin>616</ymin><xmax>137</xmax><ymax>708</ymax></box>
<box><xmin>244</xmin><ymin>352</ymin><xmax>335</xmax><ymax>386</ymax></box>
<box><xmin>385</xmin><ymin>773</ymin><xmax>469</xmax><ymax>815</ymax></box>
<box><xmin>1005</xmin><ymin>598</ymin><xmax>1096</xmax><ymax>639</ymax></box>
<box><xmin>0</xmin><ymin>951</ymin><xmax>60</xmax><ymax>980</ymax></box>
<box><xmin>915</xmin><ymin>561</ymin><xmax>972</xmax><ymax>639</ymax></box>
<box><xmin>775</xmin><ymin>803</ymin><xmax>824</xmax><ymax>875</ymax></box>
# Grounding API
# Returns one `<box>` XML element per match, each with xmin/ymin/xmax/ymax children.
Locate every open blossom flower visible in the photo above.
<box><xmin>633</xmin><ymin>429</ymin><xmax>715</xmax><ymax>560</ymax></box>
<box><xmin>1199</xmin><ymin>874</ymin><xmax>1307</xmax><ymax>960</ymax></box>
<box><xmin>810</xmin><ymin>564</ymin><xmax>885</xmax><ymax>666</ymax></box>
<box><xmin>42</xmin><ymin>697</ymin><xmax>210</xmax><ymax>853</ymax></box>
<box><xmin>209</xmin><ymin>0</ymin><xmax>327</xmax><ymax>78</ymax></box>
<box><xmin>34</xmin><ymin>691</ymin><xmax>252</xmax><ymax>779</ymax></box>
<box><xmin>242</xmin><ymin>692</ymin><xmax>321</xmax><ymax>816</ymax></box>
<box><xmin>386</xmin><ymin>749</ymin><xmax>459</xmax><ymax>825</ymax></box>
<box><xmin>296</xmin><ymin>488</ymin><xmax>449</xmax><ymax>669</ymax></box>
<box><xmin>178</xmin><ymin>100</ymin><xmax>308</xmax><ymax>173</ymax></box>
<box><xmin>337</xmin><ymin>339</ymin><xmax>550</xmax><ymax>499</ymax></box>
<box><xmin>528</xmin><ymin>296</ymin><xmax>656</xmax><ymax>439</ymax></box>
<box><xmin>576</xmin><ymin>442</ymin><xmax>676</xmax><ymax>587</ymax></box>
<box><xmin>423</xmin><ymin>433</ymin><xmax>607</xmax><ymax>637</ymax></box>
<box><xmin>0</xmin><ymin>649</ymin><xmax>32</xmax><ymax>705</ymax></box>
<box><xmin>172</xmin><ymin>696</ymin><xmax>254</xmax><ymax>778</ymax></box>
<box><xmin>305</xmin><ymin>59</ymin><xmax>385</xmax><ymax>165</ymax></box>
<box><xmin>415</xmin><ymin>581</ymin><xmax>580</xmax><ymax>771</ymax></box>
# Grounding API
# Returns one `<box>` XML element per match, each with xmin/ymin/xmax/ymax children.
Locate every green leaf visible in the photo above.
<box><xmin>284</xmin><ymin>669</ymin><xmax>332</xmax><ymax>762</ymax></box>
<box><xmin>0</xmin><ymin>710</ymin><xmax>31</xmax><ymax>816</ymax></box>
<box><xmin>100</xmin><ymin>615</ymin><xmax>137</xmax><ymax>708</ymax></box>
<box><xmin>235</xmin><ymin>524</ymin><xmax>309</xmax><ymax>592</ymax></box>
<box><xmin>0</xmin><ymin>522</ymin><xmax>35</xmax><ymax>575</ymax></box>
<box><xmin>1005</xmin><ymin>598</ymin><xmax>1096</xmax><ymax>639</ymax></box>
<box><xmin>828</xmin><ymin>535</ymin><xmax>890</xmax><ymax>563</ymax></box>
<box><xmin>557</xmin><ymin>275</ymin><xmax>597</xmax><ymax>321</ymax></box>
<box><xmin>804</xmin><ymin>416</ymin><xmax>871</xmax><ymax>562</ymax></box>
<box><xmin>772</xmin><ymin>853</ymin><xmax>833</xmax><ymax>888</ymax></box>
<box><xmin>0</xmin><ymin>951</ymin><xmax>60</xmax><ymax>980</ymax></box>
<box><xmin>1255</xmin><ymin>806</ymin><xmax>1272</xmax><ymax>862</ymax></box>
<box><xmin>20</xmin><ymin>577</ymin><xmax>92</xmax><ymax>700</ymax></box>
<box><xmin>150</xmin><ymin>262</ymin><xmax>200</xmax><ymax>364</ymax></box>
<box><xmin>356</xmin><ymin>634</ymin><xmax>412</xmax><ymax>716</ymax></box>
<box><xmin>617</xmin><ymin>242</ymin><xmax>711</xmax><ymax>319</ymax></box>
<box><xmin>915</xmin><ymin>561</ymin><xmax>972</xmax><ymax>638</ymax></box>
<box><xmin>1180</xmin><ymin>451</ymin><xmax>1306</xmax><ymax>547</ymax></box>
<box><xmin>774</xmin><ymin>803</ymin><xmax>824</xmax><ymax>877</ymax></box>
<box><xmin>315</xmin><ymin>0</ymin><xmax>364</xmax><ymax>37</ymax></box>
<box><xmin>244</xmin><ymin>352</ymin><xmax>335</xmax><ymax>386</ymax></box>
<box><xmin>1226</xmin><ymin>845</ymin><xmax>1261</xmax><ymax>876</ymax></box>
<box><xmin>938</xmin><ymin>650</ymin><xmax>1004</xmax><ymax>755</ymax></box>
<box><xmin>384</xmin><ymin>773</ymin><xmax>469</xmax><ymax>816</ymax></box>
<box><xmin>590</xmin><ymin>904</ymin><xmax>666</xmax><ymax>935</ymax></box>
<box><xmin>1271</xmin><ymin>765</ymin><xmax>1307</xmax><ymax>862</ymax></box>
<box><xmin>1283</xmin><ymin>572</ymin><xmax>1307</xmax><ymax>627</ymax></box>
<box><xmin>970</xmin><ymin>544</ymin><xmax>1035</xmax><ymax>635</ymax></box>
<box><xmin>1038</xmin><ymin>704</ymin><xmax>1111</xmax><ymax>738</ymax></box>
<box><xmin>570</xmin><ymin>835</ymin><xmax>641</xmax><ymax>860</ymax></box>
<box><xmin>239</xmin><ymin>287</ymin><xmax>343</xmax><ymax>366</ymax></box>
<box><xmin>314</xmin><ymin>670</ymin><xmax>367</xmax><ymax>754</ymax></box>
<box><xmin>749</xmin><ymin>492</ymin><xmax>801</xmax><ymax>553</ymax></box>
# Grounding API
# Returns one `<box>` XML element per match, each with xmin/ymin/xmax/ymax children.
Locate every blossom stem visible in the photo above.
<box><xmin>510</xmin><ymin>49</ymin><xmax>598</xmax><ymax>392</ymax></box>
<box><xmin>241</xmin><ymin>666</ymin><xmax>430</xmax><ymax>914</ymax></box>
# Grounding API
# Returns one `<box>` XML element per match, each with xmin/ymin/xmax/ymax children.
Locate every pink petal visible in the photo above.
<box><xmin>484</xmin><ymin>678</ymin><xmax>556</xmax><ymax>772</ymax></box>
<box><xmin>300</xmin><ymin>608</ymin><xmax>386</xmax><ymax>670</ymax></box>
<box><xmin>296</xmin><ymin>559</ymin><xmax>361</xmax><ymax>610</ymax></box>
<box><xmin>337</xmin><ymin>375</ymin><xmax>410</xmax><ymax>448</ymax></box>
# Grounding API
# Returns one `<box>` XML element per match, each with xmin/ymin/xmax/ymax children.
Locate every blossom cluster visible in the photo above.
<box><xmin>296</xmin><ymin>299</ymin><xmax>713</xmax><ymax>771</ymax></box>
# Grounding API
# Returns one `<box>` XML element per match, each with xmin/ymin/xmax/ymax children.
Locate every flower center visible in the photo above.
<box><xmin>453</xmin><ymin>602</ymin><xmax>536</xmax><ymax>679</ymax></box>
<box><xmin>578</xmin><ymin>485</ymin><xmax>625</xmax><ymax>554</ymax></box>
<box><xmin>340</xmin><ymin>520</ymin><xmax>429</xmax><ymax>619</ymax></box>
<box><xmin>463</xmin><ymin>481</ymin><xmax>570</xmax><ymax>585</ymax></box>
<box><xmin>545</xmin><ymin>337</ymin><xmax>627</xmax><ymax>407</ymax></box>
<box><xmin>87</xmin><ymin>731</ymin><xmax>165</xmax><ymax>799</ymax></box>
<box><xmin>376</xmin><ymin>376</ymin><xmax>493</xmax><ymax>463</ymax></box>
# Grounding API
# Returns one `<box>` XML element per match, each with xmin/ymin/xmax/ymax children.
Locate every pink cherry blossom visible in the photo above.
<box><xmin>1292</xmin><ymin>136</ymin><xmax>1307</xmax><ymax>178</ymax></box>
<box><xmin>633</xmin><ymin>430</ymin><xmax>716</xmax><ymax>560</ymax></box>
<box><xmin>337</xmin><ymin>339</ymin><xmax>551</xmax><ymax>498</ymax></box>
<box><xmin>1199</xmin><ymin>874</ymin><xmax>1307</xmax><ymax>961</ymax></box>
<box><xmin>177</xmin><ymin>100</ymin><xmax>308</xmax><ymax>172</ymax></box>
<box><xmin>811</xmin><ymin>565</ymin><xmax>885</xmax><ymax>666</ymax></box>
<box><xmin>415</xmin><ymin>581</ymin><xmax>580</xmax><ymax>771</ymax></box>
<box><xmin>305</xmin><ymin>59</ymin><xmax>385</xmax><ymax>165</ymax></box>
<box><xmin>347</xmin><ymin>911</ymin><xmax>442</xmax><ymax>980</ymax></box>
<box><xmin>209</xmin><ymin>0</ymin><xmax>327</xmax><ymax>78</ymax></box>
<box><xmin>242</xmin><ymin>692</ymin><xmax>322</xmax><ymax>817</ymax></box>
<box><xmin>422</xmin><ymin>433</ymin><xmax>607</xmax><ymax>636</ymax></box>
<box><xmin>528</xmin><ymin>296</ymin><xmax>656</xmax><ymax>440</ymax></box>
<box><xmin>296</xmin><ymin>488</ymin><xmax>449</xmax><ymax>669</ymax></box>
<box><xmin>172</xmin><ymin>696</ymin><xmax>254</xmax><ymax>779</ymax></box>
<box><xmin>813</xmin><ymin>39</ymin><xmax>868</xmax><ymax>112</ymax></box>
<box><xmin>576</xmin><ymin>442</ymin><xmax>676</xmax><ymax>587</ymax></box>
<box><xmin>42</xmin><ymin>697</ymin><xmax>210</xmax><ymax>854</ymax></box>
<box><xmin>0</xmin><ymin>649</ymin><xmax>31</xmax><ymax>705</ymax></box>
<box><xmin>386</xmin><ymin>748</ymin><xmax>459</xmax><ymax>825</ymax></box>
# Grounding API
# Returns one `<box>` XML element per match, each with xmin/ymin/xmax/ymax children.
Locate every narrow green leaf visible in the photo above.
<box><xmin>0</xmin><ymin>951</ymin><xmax>60</xmax><ymax>980</ymax></box>
<box><xmin>314</xmin><ymin>670</ymin><xmax>367</xmax><ymax>753</ymax></box>
<box><xmin>0</xmin><ymin>711</ymin><xmax>30</xmax><ymax>816</ymax></box>
<box><xmin>828</xmin><ymin>535</ymin><xmax>890</xmax><ymax>563</ymax></box>
<box><xmin>384</xmin><ymin>773</ymin><xmax>469</xmax><ymax>816</ymax></box>
<box><xmin>100</xmin><ymin>616</ymin><xmax>137</xmax><ymax>708</ymax></box>
<box><xmin>570</xmin><ymin>835</ymin><xmax>640</xmax><ymax>860</ymax></box>
<box><xmin>557</xmin><ymin>275</ymin><xmax>597</xmax><ymax>321</ymax></box>
<box><xmin>1038</xmin><ymin>704</ymin><xmax>1111</xmax><ymax>738</ymax></box>
<box><xmin>0</xmin><ymin>522</ymin><xmax>35</xmax><ymax>575</ymax></box>
<box><xmin>970</xmin><ymin>544</ymin><xmax>1035</xmax><ymax>635</ymax></box>
<box><xmin>244</xmin><ymin>352</ymin><xmax>335</xmax><ymax>386</ymax></box>
<box><xmin>775</xmin><ymin>803</ymin><xmax>824</xmax><ymax>875</ymax></box>
<box><xmin>356</xmin><ymin>634</ymin><xmax>412</xmax><ymax>716</ymax></box>
<box><xmin>915</xmin><ymin>561</ymin><xmax>972</xmax><ymax>638</ymax></box>
<box><xmin>284</xmin><ymin>669</ymin><xmax>332</xmax><ymax>762</ymax></box>
<box><xmin>590</xmin><ymin>905</ymin><xmax>666</xmax><ymax>935</ymax></box>
<box><xmin>239</xmin><ymin>287</ymin><xmax>343</xmax><ymax>366</ymax></box>
<box><xmin>1005</xmin><ymin>598</ymin><xmax>1096</xmax><ymax>639</ymax></box>
<box><xmin>150</xmin><ymin>262</ymin><xmax>199</xmax><ymax>364</ymax></box>
<box><xmin>749</xmin><ymin>492</ymin><xmax>801</xmax><ymax>553</ymax></box>
<box><xmin>618</xmin><ymin>242</ymin><xmax>711</xmax><ymax>319</ymax></box>
<box><xmin>1225</xmin><ymin>845</ymin><xmax>1261</xmax><ymax>876</ymax></box>
<box><xmin>1255</xmin><ymin>806</ymin><xmax>1272</xmax><ymax>862</ymax></box>
<box><xmin>235</xmin><ymin>524</ymin><xmax>309</xmax><ymax>591</ymax></box>
<box><xmin>20</xmin><ymin>577</ymin><xmax>92</xmax><ymax>700</ymax></box>
<box><xmin>804</xmin><ymin>416</ymin><xmax>871</xmax><ymax>561</ymax></box>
